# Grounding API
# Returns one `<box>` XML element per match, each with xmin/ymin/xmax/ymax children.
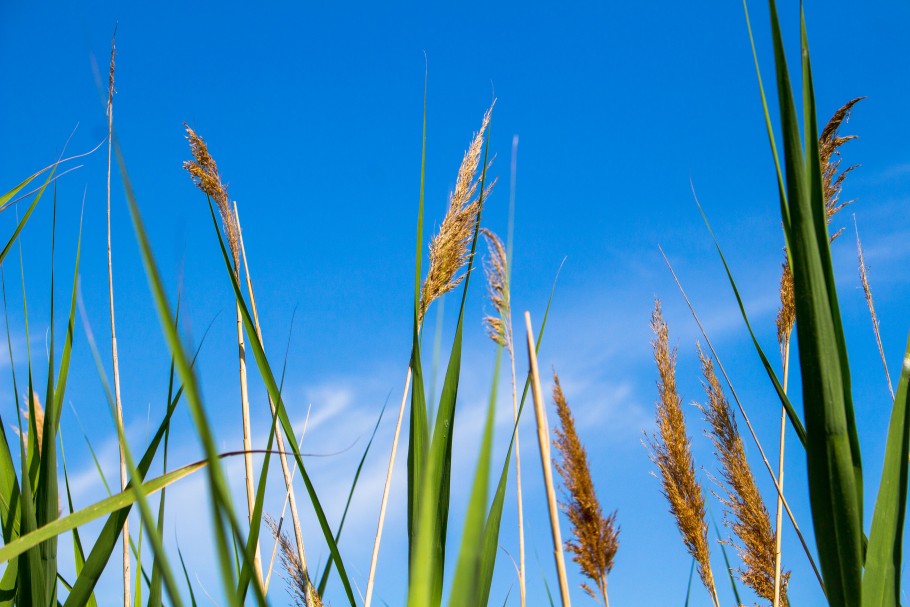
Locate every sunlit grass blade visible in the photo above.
<box><xmin>316</xmin><ymin>397</ymin><xmax>389</xmax><ymax>596</ymax></box>
<box><xmin>862</xmin><ymin>335</ymin><xmax>910</xmax><ymax>607</ymax></box>
<box><xmin>60</xmin><ymin>431</ymin><xmax>98</xmax><ymax>607</ymax></box>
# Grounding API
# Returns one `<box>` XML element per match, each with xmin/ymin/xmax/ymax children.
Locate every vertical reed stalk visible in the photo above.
<box><xmin>234</xmin><ymin>205</ymin><xmax>310</xmax><ymax>585</ymax></box>
<box><xmin>525</xmin><ymin>311</ymin><xmax>572</xmax><ymax>607</ymax></box>
<box><xmin>773</xmin><ymin>342</ymin><xmax>790</xmax><ymax>607</ymax></box>
<box><xmin>104</xmin><ymin>32</ymin><xmax>130</xmax><ymax>607</ymax></box>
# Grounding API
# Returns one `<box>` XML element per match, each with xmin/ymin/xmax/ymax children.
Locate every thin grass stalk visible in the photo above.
<box><xmin>855</xmin><ymin>218</ymin><xmax>894</xmax><ymax>399</ymax></box>
<box><xmin>507</xmin><ymin>134</ymin><xmax>527</xmax><ymax>607</ymax></box>
<box><xmin>103</xmin><ymin>32</ymin><xmax>130</xmax><ymax>607</ymax></box>
<box><xmin>234</xmin><ymin>206</ymin><xmax>310</xmax><ymax>583</ymax></box>
<box><xmin>773</xmin><ymin>340</ymin><xmax>790</xmax><ymax>607</ymax></box>
<box><xmin>659</xmin><ymin>246</ymin><xmax>825</xmax><ymax>592</ymax></box>
<box><xmin>524</xmin><ymin>311</ymin><xmax>572</xmax><ymax>607</ymax></box>
<box><xmin>264</xmin><ymin>423</ymin><xmax>307</xmax><ymax>593</ymax></box>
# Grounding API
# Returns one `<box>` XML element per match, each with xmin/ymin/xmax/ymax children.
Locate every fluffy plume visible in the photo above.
<box><xmin>480</xmin><ymin>227</ymin><xmax>510</xmax><ymax>348</ymax></box>
<box><xmin>698</xmin><ymin>347</ymin><xmax>790</xmax><ymax>606</ymax></box>
<box><xmin>266</xmin><ymin>515</ymin><xmax>322</xmax><ymax>607</ymax></box>
<box><xmin>646</xmin><ymin>301</ymin><xmax>717</xmax><ymax>602</ymax></box>
<box><xmin>24</xmin><ymin>393</ymin><xmax>45</xmax><ymax>456</ymax></box>
<box><xmin>776</xmin><ymin>98</ymin><xmax>863</xmax><ymax>347</ymax></box>
<box><xmin>183</xmin><ymin>124</ymin><xmax>241</xmax><ymax>268</ymax></box>
<box><xmin>552</xmin><ymin>372</ymin><xmax>618</xmax><ymax>605</ymax></box>
<box><xmin>419</xmin><ymin>105</ymin><xmax>495</xmax><ymax>323</ymax></box>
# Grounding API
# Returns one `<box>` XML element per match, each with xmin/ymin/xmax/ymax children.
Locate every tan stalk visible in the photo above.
<box><xmin>659</xmin><ymin>246</ymin><xmax>825</xmax><ymax>591</ymax></box>
<box><xmin>234</xmin><ymin>205</ymin><xmax>312</xmax><ymax>591</ymax></box>
<box><xmin>104</xmin><ymin>33</ymin><xmax>130</xmax><ymax>607</ymax></box>
<box><xmin>183</xmin><ymin>125</ymin><xmax>263</xmax><ymax>585</ymax></box>
<box><xmin>855</xmin><ymin>217</ymin><xmax>894</xmax><ymax>399</ymax></box>
<box><xmin>525</xmin><ymin>311</ymin><xmax>572</xmax><ymax>607</ymax></box>
<box><xmin>365</xmin><ymin>105</ymin><xmax>494</xmax><ymax>607</ymax></box>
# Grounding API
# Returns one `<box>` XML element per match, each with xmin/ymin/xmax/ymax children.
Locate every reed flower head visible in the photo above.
<box><xmin>266</xmin><ymin>515</ymin><xmax>322</xmax><ymax>607</ymax></box>
<box><xmin>419</xmin><ymin>105</ymin><xmax>494</xmax><ymax>323</ymax></box>
<box><xmin>552</xmin><ymin>372</ymin><xmax>618</xmax><ymax>604</ymax></box>
<box><xmin>646</xmin><ymin>301</ymin><xmax>716</xmax><ymax>600</ymax></box>
<box><xmin>697</xmin><ymin>347</ymin><xmax>789</xmax><ymax>606</ymax></box>
<box><xmin>24</xmin><ymin>393</ymin><xmax>45</xmax><ymax>456</ymax></box>
<box><xmin>183</xmin><ymin>123</ymin><xmax>241</xmax><ymax>268</ymax></box>
<box><xmin>480</xmin><ymin>227</ymin><xmax>510</xmax><ymax>348</ymax></box>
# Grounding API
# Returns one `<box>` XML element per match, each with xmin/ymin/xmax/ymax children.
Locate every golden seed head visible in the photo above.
<box><xmin>480</xmin><ymin>227</ymin><xmax>510</xmax><ymax>348</ymax></box>
<box><xmin>266</xmin><ymin>514</ymin><xmax>321</xmax><ymax>607</ymax></box>
<box><xmin>697</xmin><ymin>347</ymin><xmax>789</xmax><ymax>606</ymax></box>
<box><xmin>776</xmin><ymin>259</ymin><xmax>795</xmax><ymax>350</ymax></box>
<box><xmin>552</xmin><ymin>372</ymin><xmax>619</xmax><ymax>602</ymax></box>
<box><xmin>183</xmin><ymin>123</ymin><xmax>240</xmax><ymax>267</ymax></box>
<box><xmin>419</xmin><ymin>104</ymin><xmax>495</xmax><ymax>323</ymax></box>
<box><xmin>820</xmin><ymin>98</ymin><xmax>863</xmax><ymax>240</ymax></box>
<box><xmin>25</xmin><ymin>393</ymin><xmax>45</xmax><ymax>456</ymax></box>
<box><xmin>646</xmin><ymin>300</ymin><xmax>716</xmax><ymax>597</ymax></box>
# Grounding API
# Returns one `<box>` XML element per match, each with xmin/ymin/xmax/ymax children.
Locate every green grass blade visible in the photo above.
<box><xmin>712</xmin><ymin>518</ymin><xmax>743</xmax><ymax>606</ymax></box>
<box><xmin>683</xmin><ymin>558</ymin><xmax>695</xmax><ymax>607</ymax></box>
<box><xmin>763</xmin><ymin>2</ymin><xmax>863</xmax><ymax>603</ymax></box>
<box><xmin>316</xmin><ymin>397</ymin><xmax>389</xmax><ymax>596</ymax></box>
<box><xmin>177</xmin><ymin>541</ymin><xmax>198</xmax><ymax>607</ymax></box>
<box><xmin>448</xmin><ymin>347</ymin><xmax>501</xmax><ymax>607</ymax></box>
<box><xmin>862</xmin><ymin>335</ymin><xmax>910</xmax><ymax>607</ymax></box>
<box><xmin>60</xmin><ymin>432</ymin><xmax>98</xmax><ymax>607</ymax></box>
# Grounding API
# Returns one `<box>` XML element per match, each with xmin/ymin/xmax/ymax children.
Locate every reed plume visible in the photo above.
<box><xmin>481</xmin><ymin>227</ymin><xmax>509</xmax><ymax>348</ymax></box>
<box><xmin>266</xmin><ymin>515</ymin><xmax>323</xmax><ymax>607</ymax></box>
<box><xmin>855</xmin><ymin>220</ymin><xmax>894</xmax><ymax>399</ymax></box>
<box><xmin>552</xmin><ymin>373</ymin><xmax>618</xmax><ymax>606</ymax></box>
<box><xmin>184</xmin><ymin>124</ymin><xmax>241</xmax><ymax>269</ymax></box>
<box><xmin>698</xmin><ymin>347</ymin><xmax>790</xmax><ymax>606</ymax></box>
<box><xmin>24</xmin><ymin>393</ymin><xmax>45</xmax><ymax>456</ymax></box>
<box><xmin>419</xmin><ymin>105</ymin><xmax>494</xmax><ymax>323</ymax></box>
<box><xmin>647</xmin><ymin>301</ymin><xmax>717</xmax><ymax>606</ymax></box>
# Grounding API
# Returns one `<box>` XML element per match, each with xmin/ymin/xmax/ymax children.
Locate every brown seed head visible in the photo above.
<box><xmin>552</xmin><ymin>372</ymin><xmax>618</xmax><ymax>604</ymax></box>
<box><xmin>646</xmin><ymin>301</ymin><xmax>716</xmax><ymax>598</ymax></box>
<box><xmin>480</xmin><ymin>227</ymin><xmax>510</xmax><ymax>348</ymax></box>
<box><xmin>419</xmin><ymin>105</ymin><xmax>495</xmax><ymax>323</ymax></box>
<box><xmin>25</xmin><ymin>393</ymin><xmax>45</xmax><ymax>456</ymax></box>
<box><xmin>776</xmin><ymin>259</ymin><xmax>795</xmax><ymax>351</ymax></box>
<box><xmin>266</xmin><ymin>514</ymin><xmax>322</xmax><ymax>607</ymax></box>
<box><xmin>183</xmin><ymin>123</ymin><xmax>240</xmax><ymax>268</ymax></box>
<box><xmin>697</xmin><ymin>347</ymin><xmax>789</xmax><ymax>606</ymax></box>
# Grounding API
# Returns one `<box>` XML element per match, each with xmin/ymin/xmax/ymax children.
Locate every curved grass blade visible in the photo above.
<box><xmin>177</xmin><ymin>541</ymin><xmax>198</xmax><ymax>607</ymax></box>
<box><xmin>862</xmin><ymin>335</ymin><xmax>910</xmax><ymax>607</ymax></box>
<box><xmin>712</xmin><ymin>517</ymin><xmax>743</xmax><ymax>606</ymax></box>
<box><xmin>60</xmin><ymin>432</ymin><xmax>98</xmax><ymax>607</ymax></box>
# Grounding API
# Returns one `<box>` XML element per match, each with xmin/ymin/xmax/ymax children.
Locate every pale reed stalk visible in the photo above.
<box><xmin>234</xmin><ymin>205</ymin><xmax>311</xmax><ymax>589</ymax></box>
<box><xmin>104</xmin><ymin>33</ymin><xmax>130</xmax><ymax>607</ymax></box>
<box><xmin>525</xmin><ymin>311</ymin><xmax>572</xmax><ymax>607</ymax></box>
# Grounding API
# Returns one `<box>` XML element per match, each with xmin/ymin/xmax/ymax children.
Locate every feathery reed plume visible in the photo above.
<box><xmin>266</xmin><ymin>515</ymin><xmax>323</xmax><ymax>607</ymax></box>
<box><xmin>552</xmin><ymin>373</ymin><xmax>618</xmax><ymax>606</ymax></box>
<box><xmin>104</xmin><ymin>29</ymin><xmax>131</xmax><ymax>607</ymax></box>
<box><xmin>483</xmin><ymin>220</ymin><xmax>527</xmax><ymax>604</ymax></box>
<box><xmin>183</xmin><ymin>125</ymin><xmax>263</xmax><ymax>585</ymax></box>
<box><xmin>855</xmin><ymin>219</ymin><xmax>894</xmax><ymax>399</ymax></box>
<box><xmin>183</xmin><ymin>124</ymin><xmax>240</xmax><ymax>268</ymax></box>
<box><xmin>419</xmin><ymin>105</ymin><xmax>494</xmax><ymax>323</ymax></box>
<box><xmin>481</xmin><ymin>228</ymin><xmax>509</xmax><ymax>348</ymax></box>
<box><xmin>698</xmin><ymin>347</ymin><xmax>790</xmax><ymax>606</ymax></box>
<box><xmin>365</xmin><ymin>104</ymin><xmax>495</xmax><ymax>607</ymax></box>
<box><xmin>647</xmin><ymin>301</ymin><xmax>717</xmax><ymax>606</ymax></box>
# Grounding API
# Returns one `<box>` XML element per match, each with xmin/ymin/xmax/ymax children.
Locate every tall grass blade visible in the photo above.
<box><xmin>862</xmin><ymin>335</ymin><xmax>910</xmax><ymax>607</ymax></box>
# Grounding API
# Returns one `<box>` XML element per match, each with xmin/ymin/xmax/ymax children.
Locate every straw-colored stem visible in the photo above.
<box><xmin>104</xmin><ymin>31</ymin><xmax>130</xmax><ymax>607</ymax></box>
<box><xmin>364</xmin><ymin>366</ymin><xmax>412</xmax><ymax>607</ymax></box>
<box><xmin>235</xmin><ymin>206</ymin><xmax>309</xmax><ymax>576</ymax></box>
<box><xmin>508</xmin><ymin>331</ymin><xmax>527</xmax><ymax>607</ymax></box>
<box><xmin>525</xmin><ymin>311</ymin><xmax>571</xmax><ymax>607</ymax></box>
<box><xmin>773</xmin><ymin>340</ymin><xmax>790</xmax><ymax>607</ymax></box>
<box><xmin>659</xmin><ymin>246</ymin><xmax>825</xmax><ymax>592</ymax></box>
<box><xmin>236</xmin><ymin>301</ymin><xmax>264</xmax><ymax>584</ymax></box>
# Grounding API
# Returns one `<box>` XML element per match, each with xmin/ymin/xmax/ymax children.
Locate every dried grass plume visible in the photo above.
<box><xmin>419</xmin><ymin>104</ymin><xmax>495</xmax><ymax>323</ymax></box>
<box><xmin>183</xmin><ymin>124</ymin><xmax>241</xmax><ymax>269</ymax></box>
<box><xmin>646</xmin><ymin>301</ymin><xmax>717</xmax><ymax>603</ymax></box>
<box><xmin>698</xmin><ymin>347</ymin><xmax>790</xmax><ymax>606</ymax></box>
<box><xmin>552</xmin><ymin>372</ymin><xmax>618</xmax><ymax>605</ymax></box>
<box><xmin>266</xmin><ymin>515</ymin><xmax>322</xmax><ymax>607</ymax></box>
<box><xmin>480</xmin><ymin>227</ymin><xmax>509</xmax><ymax>348</ymax></box>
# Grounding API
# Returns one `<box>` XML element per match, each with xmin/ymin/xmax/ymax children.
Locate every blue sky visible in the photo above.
<box><xmin>2</xmin><ymin>1</ymin><xmax>910</xmax><ymax>605</ymax></box>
